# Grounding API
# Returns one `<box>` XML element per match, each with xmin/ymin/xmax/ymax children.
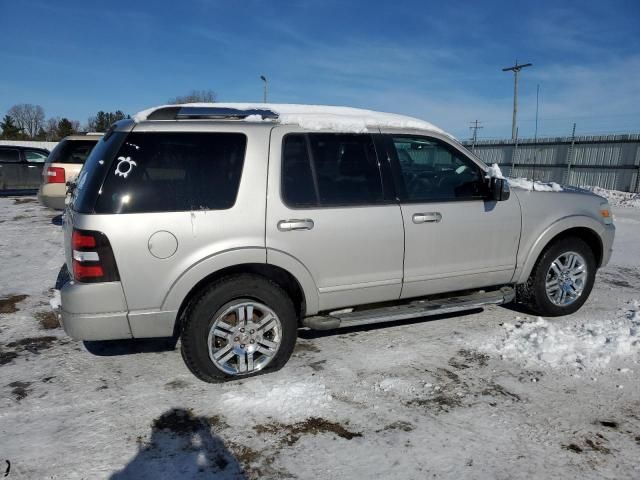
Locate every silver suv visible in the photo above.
<box><xmin>58</xmin><ymin>104</ymin><xmax>615</xmax><ymax>382</ymax></box>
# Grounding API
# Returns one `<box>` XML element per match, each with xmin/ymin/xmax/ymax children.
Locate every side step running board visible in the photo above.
<box><xmin>303</xmin><ymin>286</ymin><xmax>515</xmax><ymax>330</ymax></box>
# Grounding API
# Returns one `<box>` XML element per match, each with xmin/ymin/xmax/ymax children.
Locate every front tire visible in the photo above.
<box><xmin>517</xmin><ymin>237</ymin><xmax>596</xmax><ymax>317</ymax></box>
<box><xmin>181</xmin><ymin>274</ymin><xmax>297</xmax><ymax>382</ymax></box>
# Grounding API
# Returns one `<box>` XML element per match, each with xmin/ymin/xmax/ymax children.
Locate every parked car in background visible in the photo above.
<box><xmin>57</xmin><ymin>104</ymin><xmax>614</xmax><ymax>383</ymax></box>
<box><xmin>0</xmin><ymin>145</ymin><xmax>50</xmax><ymax>194</ymax></box>
<box><xmin>38</xmin><ymin>133</ymin><xmax>103</xmax><ymax>210</ymax></box>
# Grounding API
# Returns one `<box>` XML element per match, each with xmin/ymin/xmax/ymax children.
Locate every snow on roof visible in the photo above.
<box><xmin>133</xmin><ymin>102</ymin><xmax>452</xmax><ymax>137</ymax></box>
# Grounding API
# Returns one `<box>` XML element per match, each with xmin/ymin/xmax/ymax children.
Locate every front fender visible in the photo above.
<box><xmin>513</xmin><ymin>215</ymin><xmax>606</xmax><ymax>284</ymax></box>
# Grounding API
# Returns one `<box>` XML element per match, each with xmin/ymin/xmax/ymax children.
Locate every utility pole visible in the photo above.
<box><xmin>502</xmin><ymin>60</ymin><xmax>532</xmax><ymax>140</ymax></box>
<box><xmin>566</xmin><ymin>122</ymin><xmax>576</xmax><ymax>185</ymax></box>
<box><xmin>534</xmin><ymin>84</ymin><xmax>540</xmax><ymax>141</ymax></box>
<box><xmin>469</xmin><ymin>120</ymin><xmax>483</xmax><ymax>152</ymax></box>
<box><xmin>260</xmin><ymin>75</ymin><xmax>268</xmax><ymax>103</ymax></box>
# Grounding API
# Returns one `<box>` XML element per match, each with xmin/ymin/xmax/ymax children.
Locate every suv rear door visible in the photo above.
<box><xmin>266</xmin><ymin>127</ymin><xmax>404</xmax><ymax>312</ymax></box>
<box><xmin>379</xmin><ymin>131</ymin><xmax>521</xmax><ymax>299</ymax></box>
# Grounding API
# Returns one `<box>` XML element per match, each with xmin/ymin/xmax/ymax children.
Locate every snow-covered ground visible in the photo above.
<box><xmin>1</xmin><ymin>196</ymin><xmax>639</xmax><ymax>479</ymax></box>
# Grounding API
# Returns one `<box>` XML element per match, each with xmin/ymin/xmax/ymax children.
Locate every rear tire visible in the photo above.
<box><xmin>180</xmin><ymin>274</ymin><xmax>297</xmax><ymax>383</ymax></box>
<box><xmin>517</xmin><ymin>237</ymin><xmax>596</xmax><ymax>317</ymax></box>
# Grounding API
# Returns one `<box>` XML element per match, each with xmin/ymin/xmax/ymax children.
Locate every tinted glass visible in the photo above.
<box><xmin>392</xmin><ymin>136</ymin><xmax>486</xmax><ymax>201</ymax></box>
<box><xmin>48</xmin><ymin>139</ymin><xmax>98</xmax><ymax>164</ymax></box>
<box><xmin>25</xmin><ymin>150</ymin><xmax>48</xmax><ymax>163</ymax></box>
<box><xmin>94</xmin><ymin>132</ymin><xmax>246</xmax><ymax>214</ymax></box>
<box><xmin>282</xmin><ymin>133</ymin><xmax>383</xmax><ymax>208</ymax></box>
<box><xmin>282</xmin><ymin>135</ymin><xmax>318</xmax><ymax>207</ymax></box>
<box><xmin>72</xmin><ymin>132</ymin><xmax>128</xmax><ymax>213</ymax></box>
<box><xmin>0</xmin><ymin>148</ymin><xmax>20</xmax><ymax>163</ymax></box>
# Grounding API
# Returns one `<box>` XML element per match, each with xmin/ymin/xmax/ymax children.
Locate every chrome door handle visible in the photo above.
<box><xmin>412</xmin><ymin>212</ymin><xmax>442</xmax><ymax>224</ymax></box>
<box><xmin>278</xmin><ymin>219</ymin><xmax>314</xmax><ymax>231</ymax></box>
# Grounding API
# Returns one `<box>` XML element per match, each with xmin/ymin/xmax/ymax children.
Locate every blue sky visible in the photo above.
<box><xmin>1</xmin><ymin>0</ymin><xmax>639</xmax><ymax>138</ymax></box>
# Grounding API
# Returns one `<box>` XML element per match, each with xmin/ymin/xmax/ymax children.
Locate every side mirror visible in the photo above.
<box><xmin>490</xmin><ymin>177</ymin><xmax>510</xmax><ymax>201</ymax></box>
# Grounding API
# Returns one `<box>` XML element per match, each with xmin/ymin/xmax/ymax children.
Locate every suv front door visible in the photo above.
<box><xmin>380</xmin><ymin>131</ymin><xmax>521</xmax><ymax>299</ymax></box>
<box><xmin>266</xmin><ymin>127</ymin><xmax>404</xmax><ymax>312</ymax></box>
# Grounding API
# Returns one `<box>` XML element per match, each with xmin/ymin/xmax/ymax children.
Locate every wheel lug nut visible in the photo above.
<box><xmin>250</xmin><ymin>330</ymin><xmax>254</xmax><ymax>334</ymax></box>
<box><xmin>250</xmin><ymin>340</ymin><xmax>255</xmax><ymax>344</ymax></box>
<box><xmin>234</xmin><ymin>337</ymin><xmax>239</xmax><ymax>342</ymax></box>
<box><xmin>240</xmin><ymin>328</ymin><xmax>245</xmax><ymax>333</ymax></box>
<box><xmin>240</xmin><ymin>344</ymin><xmax>245</xmax><ymax>348</ymax></box>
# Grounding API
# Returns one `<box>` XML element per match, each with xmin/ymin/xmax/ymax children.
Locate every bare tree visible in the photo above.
<box><xmin>44</xmin><ymin>117</ymin><xmax>59</xmax><ymax>141</ymax></box>
<box><xmin>8</xmin><ymin>104</ymin><xmax>45</xmax><ymax>139</ymax></box>
<box><xmin>168</xmin><ymin>89</ymin><xmax>217</xmax><ymax>104</ymax></box>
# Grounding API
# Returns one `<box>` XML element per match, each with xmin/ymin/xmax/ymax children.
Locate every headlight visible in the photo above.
<box><xmin>599</xmin><ymin>202</ymin><xmax>613</xmax><ymax>225</ymax></box>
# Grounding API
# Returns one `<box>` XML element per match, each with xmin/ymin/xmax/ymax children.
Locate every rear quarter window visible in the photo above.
<box><xmin>94</xmin><ymin>132</ymin><xmax>247</xmax><ymax>214</ymax></box>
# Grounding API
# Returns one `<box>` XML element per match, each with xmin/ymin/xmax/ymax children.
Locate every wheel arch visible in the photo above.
<box><xmin>515</xmin><ymin>216</ymin><xmax>605</xmax><ymax>284</ymax></box>
<box><xmin>170</xmin><ymin>262</ymin><xmax>315</xmax><ymax>338</ymax></box>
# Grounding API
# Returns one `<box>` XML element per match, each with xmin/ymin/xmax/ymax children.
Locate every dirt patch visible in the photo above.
<box><xmin>13</xmin><ymin>198</ymin><xmax>36</xmax><ymax>205</ymax></box>
<box><xmin>152</xmin><ymin>408</ymin><xmax>209</xmax><ymax>434</ymax></box>
<box><xmin>7</xmin><ymin>336</ymin><xmax>58</xmax><ymax>354</ymax></box>
<box><xmin>164</xmin><ymin>379</ymin><xmax>190</xmax><ymax>390</ymax></box>
<box><xmin>12</xmin><ymin>215</ymin><xmax>29</xmax><ymax>221</ymax></box>
<box><xmin>563</xmin><ymin>436</ymin><xmax>611</xmax><ymax>455</ymax></box>
<box><xmin>409</xmin><ymin>394</ymin><xmax>462</xmax><ymax>412</ymax></box>
<box><xmin>0</xmin><ymin>350</ymin><xmax>18</xmax><ymax>366</ymax></box>
<box><xmin>599</xmin><ymin>420</ymin><xmax>619</xmax><ymax>429</ymax></box>
<box><xmin>0</xmin><ymin>294</ymin><xmax>29</xmax><ymax>314</ymax></box>
<box><xmin>481</xmin><ymin>382</ymin><xmax>521</xmax><ymax>402</ymax></box>
<box><xmin>8</xmin><ymin>381</ymin><xmax>32</xmax><ymax>401</ymax></box>
<box><xmin>208</xmin><ymin>415</ymin><xmax>230</xmax><ymax>431</ymax></box>
<box><xmin>254</xmin><ymin>417</ymin><xmax>362</xmax><ymax>446</ymax></box>
<box><xmin>34</xmin><ymin>310</ymin><xmax>60</xmax><ymax>329</ymax></box>
<box><xmin>294</xmin><ymin>341</ymin><xmax>321</xmax><ymax>354</ymax></box>
<box><xmin>448</xmin><ymin>349</ymin><xmax>490</xmax><ymax>369</ymax></box>
<box><xmin>376</xmin><ymin>420</ymin><xmax>415</xmax><ymax>433</ymax></box>
<box><xmin>563</xmin><ymin>443</ymin><xmax>583</xmax><ymax>454</ymax></box>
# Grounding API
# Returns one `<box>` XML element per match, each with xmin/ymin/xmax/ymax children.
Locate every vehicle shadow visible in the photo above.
<box><xmin>110</xmin><ymin>407</ymin><xmax>246</xmax><ymax>479</ymax></box>
<box><xmin>51</xmin><ymin>214</ymin><xmax>63</xmax><ymax>226</ymax></box>
<box><xmin>298</xmin><ymin>308</ymin><xmax>484</xmax><ymax>339</ymax></box>
<box><xmin>84</xmin><ymin>337</ymin><xmax>178</xmax><ymax>356</ymax></box>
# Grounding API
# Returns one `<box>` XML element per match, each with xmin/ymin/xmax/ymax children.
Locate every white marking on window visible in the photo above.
<box><xmin>114</xmin><ymin>156</ymin><xmax>137</xmax><ymax>178</ymax></box>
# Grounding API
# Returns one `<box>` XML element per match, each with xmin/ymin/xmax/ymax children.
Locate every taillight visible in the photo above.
<box><xmin>71</xmin><ymin>229</ymin><xmax>120</xmax><ymax>283</ymax></box>
<box><xmin>46</xmin><ymin>166</ymin><xmax>66</xmax><ymax>184</ymax></box>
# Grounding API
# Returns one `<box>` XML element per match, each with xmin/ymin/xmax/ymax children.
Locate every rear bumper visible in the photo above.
<box><xmin>38</xmin><ymin>183</ymin><xmax>67</xmax><ymax>210</ymax></box>
<box><xmin>59</xmin><ymin>280</ymin><xmax>132</xmax><ymax>340</ymax></box>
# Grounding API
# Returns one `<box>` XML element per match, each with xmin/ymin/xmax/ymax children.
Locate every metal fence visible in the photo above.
<box><xmin>462</xmin><ymin>134</ymin><xmax>640</xmax><ymax>193</ymax></box>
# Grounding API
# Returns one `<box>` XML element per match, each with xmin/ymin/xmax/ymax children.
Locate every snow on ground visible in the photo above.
<box><xmin>481</xmin><ymin>303</ymin><xmax>640</xmax><ymax>370</ymax></box>
<box><xmin>582</xmin><ymin>186</ymin><xmax>640</xmax><ymax>208</ymax></box>
<box><xmin>1</xmin><ymin>194</ymin><xmax>640</xmax><ymax>479</ymax></box>
<box><xmin>133</xmin><ymin>103</ymin><xmax>451</xmax><ymax>136</ymax></box>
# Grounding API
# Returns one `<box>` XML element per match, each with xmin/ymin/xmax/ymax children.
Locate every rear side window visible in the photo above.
<box><xmin>282</xmin><ymin>133</ymin><xmax>384</xmax><ymax>208</ymax></box>
<box><xmin>94</xmin><ymin>132</ymin><xmax>246</xmax><ymax>214</ymax></box>
<box><xmin>25</xmin><ymin>150</ymin><xmax>48</xmax><ymax>163</ymax></box>
<box><xmin>48</xmin><ymin>140</ymin><xmax>98</xmax><ymax>164</ymax></box>
<box><xmin>0</xmin><ymin>148</ymin><xmax>20</xmax><ymax>162</ymax></box>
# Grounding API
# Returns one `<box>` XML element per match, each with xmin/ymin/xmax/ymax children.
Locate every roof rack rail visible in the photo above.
<box><xmin>146</xmin><ymin>106</ymin><xmax>279</xmax><ymax>121</ymax></box>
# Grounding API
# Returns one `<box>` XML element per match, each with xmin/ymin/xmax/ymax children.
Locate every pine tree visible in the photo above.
<box><xmin>0</xmin><ymin>115</ymin><xmax>24</xmax><ymax>139</ymax></box>
<box><xmin>57</xmin><ymin>118</ymin><xmax>76</xmax><ymax>138</ymax></box>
